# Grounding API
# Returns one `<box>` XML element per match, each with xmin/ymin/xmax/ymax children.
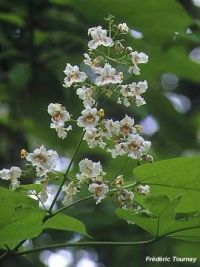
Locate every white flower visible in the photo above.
<box><xmin>88</xmin><ymin>183</ymin><xmax>109</xmax><ymax>204</ymax></box>
<box><xmin>63</xmin><ymin>63</ymin><xmax>87</xmax><ymax>88</ymax></box>
<box><xmin>26</xmin><ymin>145</ymin><xmax>58</xmax><ymax>177</ymax></box>
<box><xmin>131</xmin><ymin>51</ymin><xmax>148</xmax><ymax>65</ymax></box>
<box><xmin>104</xmin><ymin>119</ymin><xmax>120</xmax><ymax>138</ymax></box>
<box><xmin>62</xmin><ymin>182</ymin><xmax>79</xmax><ymax>205</ymax></box>
<box><xmin>50</xmin><ymin>124</ymin><xmax>72</xmax><ymax>139</ymax></box>
<box><xmin>136</xmin><ymin>80</ymin><xmax>148</xmax><ymax>93</ymax></box>
<box><xmin>118</xmin><ymin>23</ymin><xmax>129</xmax><ymax>33</ymax></box>
<box><xmin>129</xmin><ymin>51</ymin><xmax>148</xmax><ymax>75</ymax></box>
<box><xmin>83</xmin><ymin>53</ymin><xmax>97</xmax><ymax>69</ymax></box>
<box><xmin>95</xmin><ymin>63</ymin><xmax>123</xmax><ymax>86</ymax></box>
<box><xmin>0</xmin><ymin>166</ymin><xmax>22</xmax><ymax>190</ymax></box>
<box><xmin>107</xmin><ymin>143</ymin><xmax>126</xmax><ymax>158</ymax></box>
<box><xmin>39</xmin><ymin>182</ymin><xmax>49</xmax><ymax>203</ymax></box>
<box><xmin>137</xmin><ymin>185</ymin><xmax>150</xmax><ymax>195</ymax></box>
<box><xmin>77</xmin><ymin>107</ymin><xmax>99</xmax><ymax>130</ymax></box>
<box><xmin>76</xmin><ymin>86</ymin><xmax>95</xmax><ymax>107</ymax></box>
<box><xmin>83</xmin><ymin>128</ymin><xmax>106</xmax><ymax>149</ymax></box>
<box><xmin>84</xmin><ymin>53</ymin><xmax>93</xmax><ymax>66</ymax></box>
<box><xmin>119</xmin><ymin>115</ymin><xmax>135</xmax><ymax>136</ymax></box>
<box><xmin>47</xmin><ymin>103</ymin><xmax>72</xmax><ymax>139</ymax></box>
<box><xmin>88</xmin><ymin>26</ymin><xmax>113</xmax><ymax>50</ymax></box>
<box><xmin>76</xmin><ymin>158</ymin><xmax>105</xmax><ymax>183</ymax></box>
<box><xmin>0</xmin><ymin>168</ymin><xmax>10</xmax><ymax>180</ymax></box>
<box><xmin>126</xmin><ymin>134</ymin><xmax>151</xmax><ymax>159</ymax></box>
<box><xmin>118</xmin><ymin>85</ymin><xmax>132</xmax><ymax>107</ymax></box>
<box><xmin>129</xmin><ymin>80</ymin><xmax>148</xmax><ymax>106</ymax></box>
<box><xmin>48</xmin><ymin>103</ymin><xmax>71</xmax><ymax>126</ymax></box>
<box><xmin>119</xmin><ymin>81</ymin><xmax>148</xmax><ymax>107</ymax></box>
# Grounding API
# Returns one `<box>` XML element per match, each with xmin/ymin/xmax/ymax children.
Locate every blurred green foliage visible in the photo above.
<box><xmin>1</xmin><ymin>0</ymin><xmax>200</xmax><ymax>266</ymax></box>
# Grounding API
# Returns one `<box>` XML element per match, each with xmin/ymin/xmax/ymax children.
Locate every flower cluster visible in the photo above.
<box><xmin>62</xmin><ymin>158</ymin><xmax>108</xmax><ymax>204</ymax></box>
<box><xmin>117</xmin><ymin>80</ymin><xmax>148</xmax><ymax>107</ymax></box>
<box><xmin>83</xmin><ymin>114</ymin><xmax>151</xmax><ymax>159</ymax></box>
<box><xmin>0</xmin><ymin>16</ymin><xmax>153</xmax><ymax>214</ymax></box>
<box><xmin>60</xmin><ymin>16</ymin><xmax>152</xmax><ymax>162</ymax></box>
<box><xmin>61</xmin><ymin>158</ymin><xmax>150</xmax><ymax>207</ymax></box>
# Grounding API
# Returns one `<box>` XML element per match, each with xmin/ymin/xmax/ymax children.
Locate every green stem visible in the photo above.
<box><xmin>51</xmin><ymin>195</ymin><xmax>93</xmax><ymax>218</ymax></box>
<box><xmin>108</xmin><ymin>21</ymin><xmax>112</xmax><ymax>57</ymax></box>
<box><xmin>3</xmin><ymin>224</ymin><xmax>200</xmax><ymax>262</ymax></box>
<box><xmin>15</xmin><ymin>225</ymin><xmax>200</xmax><ymax>257</ymax></box>
<box><xmin>16</xmin><ymin>238</ymin><xmax>156</xmax><ymax>256</ymax></box>
<box><xmin>0</xmin><ymin>252</ymin><xmax>8</xmax><ymax>262</ymax></box>
<box><xmin>48</xmin><ymin>131</ymin><xmax>85</xmax><ymax>215</ymax></box>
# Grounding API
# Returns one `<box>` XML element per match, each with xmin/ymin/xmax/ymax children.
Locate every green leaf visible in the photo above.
<box><xmin>117</xmin><ymin>195</ymin><xmax>180</xmax><ymax>236</ymax></box>
<box><xmin>19</xmin><ymin>184</ymin><xmax>42</xmax><ymax>193</ymax></box>
<box><xmin>117</xmin><ymin>194</ymin><xmax>200</xmax><ymax>242</ymax></box>
<box><xmin>0</xmin><ymin>13</ymin><xmax>24</xmax><ymax>27</ymax></box>
<box><xmin>43</xmin><ymin>213</ymin><xmax>89</xmax><ymax>236</ymax></box>
<box><xmin>133</xmin><ymin>157</ymin><xmax>200</xmax><ymax>212</ymax></box>
<box><xmin>0</xmin><ymin>186</ymin><xmax>45</xmax><ymax>247</ymax></box>
<box><xmin>174</xmin><ymin>32</ymin><xmax>200</xmax><ymax>44</ymax></box>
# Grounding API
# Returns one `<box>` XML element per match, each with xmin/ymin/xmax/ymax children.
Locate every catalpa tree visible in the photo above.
<box><xmin>1</xmin><ymin>15</ymin><xmax>200</xmax><ymax>264</ymax></box>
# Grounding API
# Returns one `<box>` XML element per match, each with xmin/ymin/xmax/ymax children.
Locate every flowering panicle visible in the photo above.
<box><xmin>1</xmin><ymin>16</ymin><xmax>153</xmax><ymax>212</ymax></box>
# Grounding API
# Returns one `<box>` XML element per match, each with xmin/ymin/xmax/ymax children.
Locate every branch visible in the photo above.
<box><xmin>16</xmin><ymin>238</ymin><xmax>157</xmax><ymax>256</ymax></box>
<box><xmin>50</xmin><ymin>194</ymin><xmax>93</xmax><ymax>218</ymax></box>
<box><xmin>48</xmin><ymin>131</ymin><xmax>85</xmax><ymax>214</ymax></box>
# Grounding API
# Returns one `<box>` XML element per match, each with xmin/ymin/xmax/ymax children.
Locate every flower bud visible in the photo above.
<box><xmin>114</xmin><ymin>175</ymin><xmax>124</xmax><ymax>187</ymax></box>
<box><xmin>115</xmin><ymin>41</ymin><xmax>124</xmax><ymax>53</ymax></box>
<box><xmin>134</xmin><ymin>124</ymin><xmax>143</xmax><ymax>133</ymax></box>
<box><xmin>93</xmin><ymin>56</ymin><xmax>104</xmax><ymax>67</ymax></box>
<box><xmin>143</xmin><ymin>154</ymin><xmax>153</xmax><ymax>163</ymax></box>
<box><xmin>126</xmin><ymin>46</ymin><xmax>133</xmax><ymax>53</ymax></box>
<box><xmin>20</xmin><ymin>149</ymin><xmax>28</xmax><ymax>159</ymax></box>
<box><xmin>118</xmin><ymin>23</ymin><xmax>129</xmax><ymax>33</ymax></box>
<box><xmin>105</xmin><ymin>14</ymin><xmax>115</xmax><ymax>23</ymax></box>
<box><xmin>98</xmin><ymin>108</ymin><xmax>105</xmax><ymax>118</ymax></box>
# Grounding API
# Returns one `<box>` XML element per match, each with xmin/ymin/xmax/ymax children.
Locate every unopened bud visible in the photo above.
<box><xmin>114</xmin><ymin>175</ymin><xmax>124</xmax><ymax>187</ymax></box>
<box><xmin>126</xmin><ymin>46</ymin><xmax>133</xmax><ymax>53</ymax></box>
<box><xmin>143</xmin><ymin>154</ymin><xmax>153</xmax><ymax>163</ymax></box>
<box><xmin>115</xmin><ymin>41</ymin><xmax>124</xmax><ymax>53</ymax></box>
<box><xmin>20</xmin><ymin>149</ymin><xmax>28</xmax><ymax>159</ymax></box>
<box><xmin>117</xmin><ymin>23</ymin><xmax>129</xmax><ymax>33</ymax></box>
<box><xmin>119</xmin><ymin>72</ymin><xmax>124</xmax><ymax>80</ymax></box>
<box><xmin>93</xmin><ymin>56</ymin><xmax>104</xmax><ymax>67</ymax></box>
<box><xmin>98</xmin><ymin>108</ymin><xmax>105</xmax><ymax>117</ymax></box>
<box><xmin>105</xmin><ymin>90</ymin><xmax>112</xmax><ymax>98</ymax></box>
<box><xmin>105</xmin><ymin>14</ymin><xmax>115</xmax><ymax>23</ymax></box>
<box><xmin>137</xmin><ymin>185</ymin><xmax>150</xmax><ymax>195</ymax></box>
<box><xmin>134</xmin><ymin>125</ymin><xmax>143</xmax><ymax>133</ymax></box>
